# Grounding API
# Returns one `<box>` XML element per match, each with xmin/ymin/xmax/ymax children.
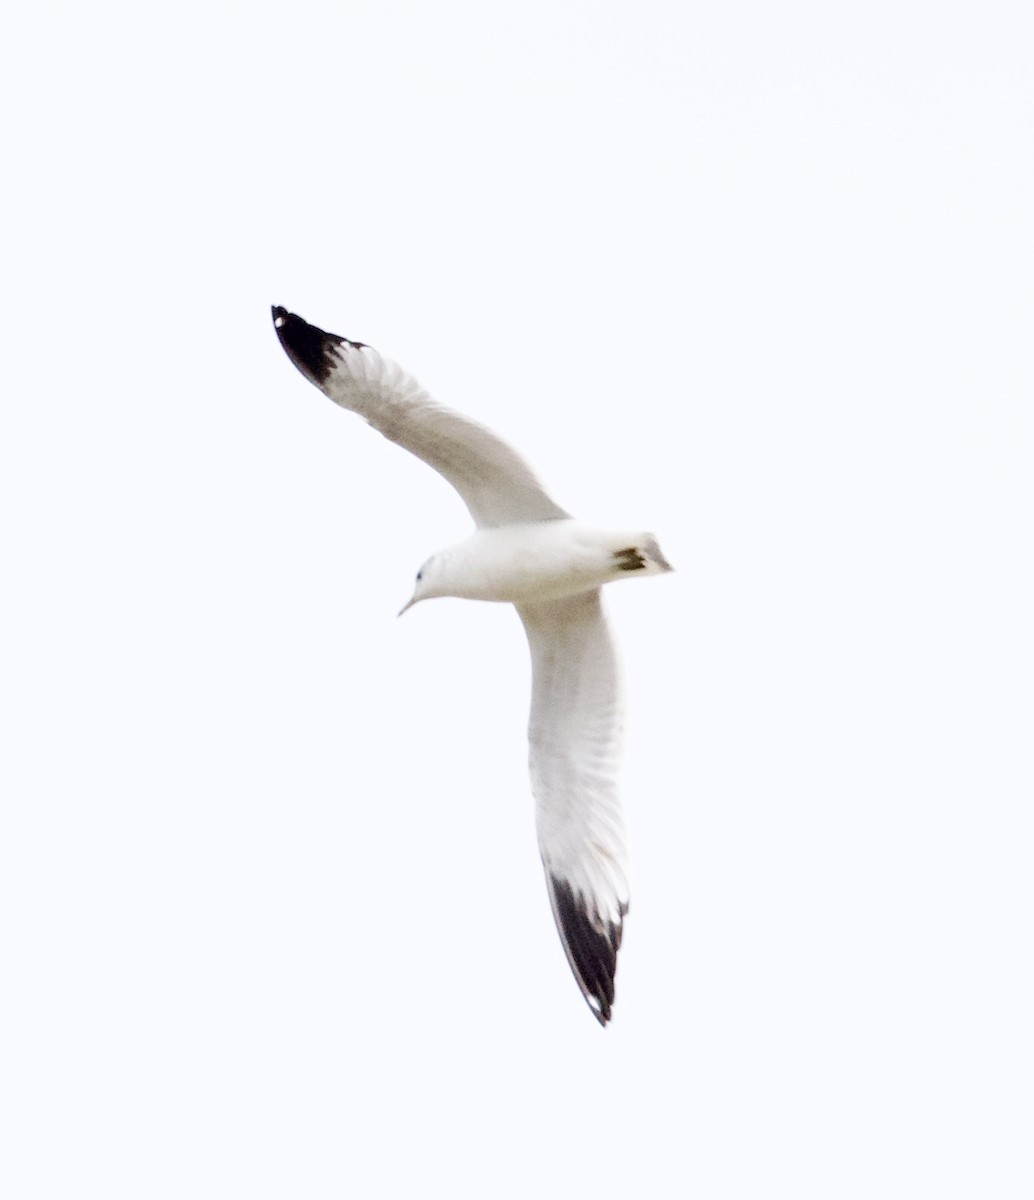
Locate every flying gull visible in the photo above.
<box><xmin>272</xmin><ymin>306</ymin><xmax>672</xmax><ymax>1025</ymax></box>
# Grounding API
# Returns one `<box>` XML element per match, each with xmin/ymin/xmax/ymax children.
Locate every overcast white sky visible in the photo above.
<box><xmin>2</xmin><ymin>1</ymin><xmax>1032</xmax><ymax>1196</ymax></box>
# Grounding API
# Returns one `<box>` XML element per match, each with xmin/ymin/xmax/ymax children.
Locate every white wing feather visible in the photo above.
<box><xmin>518</xmin><ymin>589</ymin><xmax>629</xmax><ymax>1024</ymax></box>
<box><xmin>273</xmin><ymin>308</ymin><xmax>568</xmax><ymax>528</ymax></box>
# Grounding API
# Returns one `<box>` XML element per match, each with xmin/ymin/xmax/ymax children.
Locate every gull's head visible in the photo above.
<box><xmin>398</xmin><ymin>556</ymin><xmax>441</xmax><ymax>616</ymax></box>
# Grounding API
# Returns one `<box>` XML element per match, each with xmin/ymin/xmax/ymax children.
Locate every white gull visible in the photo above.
<box><xmin>272</xmin><ymin>306</ymin><xmax>672</xmax><ymax>1025</ymax></box>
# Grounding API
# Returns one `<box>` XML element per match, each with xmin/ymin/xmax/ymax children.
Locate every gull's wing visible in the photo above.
<box><xmin>517</xmin><ymin>589</ymin><xmax>630</xmax><ymax>1025</ymax></box>
<box><xmin>272</xmin><ymin>307</ymin><xmax>569</xmax><ymax>529</ymax></box>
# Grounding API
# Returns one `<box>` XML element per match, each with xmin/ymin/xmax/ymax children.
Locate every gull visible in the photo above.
<box><xmin>272</xmin><ymin>306</ymin><xmax>672</xmax><ymax>1025</ymax></box>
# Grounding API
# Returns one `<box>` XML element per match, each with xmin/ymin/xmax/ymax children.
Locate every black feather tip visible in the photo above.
<box><xmin>271</xmin><ymin>306</ymin><xmax>362</xmax><ymax>386</ymax></box>
<box><xmin>549</xmin><ymin>875</ymin><xmax>626</xmax><ymax>1026</ymax></box>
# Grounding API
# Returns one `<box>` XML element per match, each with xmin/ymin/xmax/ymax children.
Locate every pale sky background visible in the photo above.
<box><xmin>2</xmin><ymin>1</ymin><xmax>1032</xmax><ymax>1196</ymax></box>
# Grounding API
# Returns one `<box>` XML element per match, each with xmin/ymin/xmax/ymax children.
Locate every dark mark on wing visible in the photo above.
<box><xmin>548</xmin><ymin>874</ymin><xmax>626</xmax><ymax>1026</ymax></box>
<box><xmin>271</xmin><ymin>306</ymin><xmax>366</xmax><ymax>387</ymax></box>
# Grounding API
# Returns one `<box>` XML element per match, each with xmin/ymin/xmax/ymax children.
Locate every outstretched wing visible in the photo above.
<box><xmin>517</xmin><ymin>589</ymin><xmax>629</xmax><ymax>1025</ymax></box>
<box><xmin>272</xmin><ymin>307</ymin><xmax>569</xmax><ymax>529</ymax></box>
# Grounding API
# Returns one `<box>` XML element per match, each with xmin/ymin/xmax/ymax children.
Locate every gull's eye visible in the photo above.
<box><xmin>416</xmin><ymin>570</ymin><xmax>423</xmax><ymax>582</ymax></box>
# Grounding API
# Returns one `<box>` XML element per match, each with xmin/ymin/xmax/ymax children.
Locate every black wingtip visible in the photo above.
<box><xmin>271</xmin><ymin>305</ymin><xmax>345</xmax><ymax>387</ymax></box>
<box><xmin>548</xmin><ymin>875</ymin><xmax>626</xmax><ymax>1026</ymax></box>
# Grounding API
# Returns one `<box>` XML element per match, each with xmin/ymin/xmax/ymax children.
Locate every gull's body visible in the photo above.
<box><xmin>405</xmin><ymin>520</ymin><xmax>671</xmax><ymax>606</ymax></box>
<box><xmin>272</xmin><ymin>306</ymin><xmax>672</xmax><ymax>1025</ymax></box>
